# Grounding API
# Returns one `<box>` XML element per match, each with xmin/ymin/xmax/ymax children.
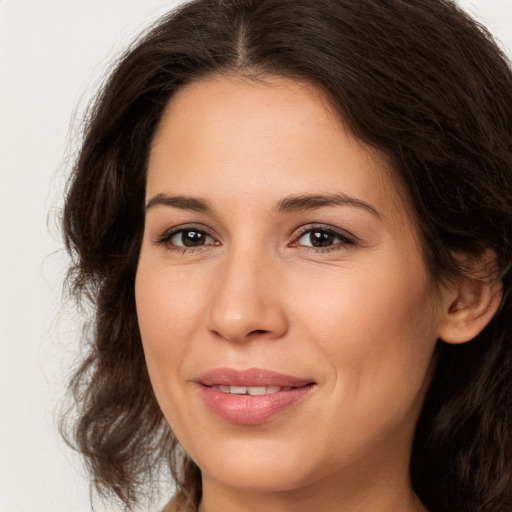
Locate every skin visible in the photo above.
<box><xmin>135</xmin><ymin>75</ymin><xmax>456</xmax><ymax>512</ymax></box>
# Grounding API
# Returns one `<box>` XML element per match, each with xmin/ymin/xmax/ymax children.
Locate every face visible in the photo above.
<box><xmin>136</xmin><ymin>76</ymin><xmax>448</xmax><ymax>497</ymax></box>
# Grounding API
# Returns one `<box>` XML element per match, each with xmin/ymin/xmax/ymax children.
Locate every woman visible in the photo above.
<box><xmin>61</xmin><ymin>0</ymin><xmax>512</xmax><ymax>511</ymax></box>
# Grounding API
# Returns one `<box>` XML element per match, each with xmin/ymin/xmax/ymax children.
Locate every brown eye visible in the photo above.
<box><xmin>170</xmin><ymin>229</ymin><xmax>214</xmax><ymax>247</ymax></box>
<box><xmin>307</xmin><ymin>230</ymin><xmax>337</xmax><ymax>247</ymax></box>
<box><xmin>297</xmin><ymin>228</ymin><xmax>354</xmax><ymax>249</ymax></box>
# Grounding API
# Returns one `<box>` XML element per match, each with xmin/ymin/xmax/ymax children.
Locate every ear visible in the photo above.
<box><xmin>439</xmin><ymin>249</ymin><xmax>503</xmax><ymax>344</ymax></box>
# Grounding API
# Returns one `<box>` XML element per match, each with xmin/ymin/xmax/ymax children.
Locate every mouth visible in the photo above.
<box><xmin>197</xmin><ymin>367</ymin><xmax>317</xmax><ymax>425</ymax></box>
<box><xmin>198</xmin><ymin>366</ymin><xmax>315</xmax><ymax>388</ymax></box>
<box><xmin>210</xmin><ymin>384</ymin><xmax>295</xmax><ymax>395</ymax></box>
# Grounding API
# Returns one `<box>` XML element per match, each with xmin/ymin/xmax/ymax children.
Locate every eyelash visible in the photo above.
<box><xmin>291</xmin><ymin>225</ymin><xmax>357</xmax><ymax>253</ymax></box>
<box><xmin>153</xmin><ymin>224</ymin><xmax>357</xmax><ymax>254</ymax></box>
<box><xmin>153</xmin><ymin>224</ymin><xmax>218</xmax><ymax>254</ymax></box>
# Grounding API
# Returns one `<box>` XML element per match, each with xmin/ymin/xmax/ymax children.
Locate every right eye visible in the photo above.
<box><xmin>170</xmin><ymin>229</ymin><xmax>215</xmax><ymax>247</ymax></box>
<box><xmin>155</xmin><ymin>227</ymin><xmax>218</xmax><ymax>251</ymax></box>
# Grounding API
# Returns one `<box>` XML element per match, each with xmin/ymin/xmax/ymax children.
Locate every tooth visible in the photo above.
<box><xmin>216</xmin><ymin>385</ymin><xmax>286</xmax><ymax>395</ymax></box>
<box><xmin>229</xmin><ymin>386</ymin><xmax>247</xmax><ymax>394</ymax></box>
<box><xmin>247</xmin><ymin>386</ymin><xmax>267</xmax><ymax>396</ymax></box>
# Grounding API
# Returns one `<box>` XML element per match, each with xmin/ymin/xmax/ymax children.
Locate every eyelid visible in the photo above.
<box><xmin>151</xmin><ymin>222</ymin><xmax>357</xmax><ymax>254</ymax></box>
<box><xmin>153</xmin><ymin>223</ymin><xmax>219</xmax><ymax>249</ymax></box>
<box><xmin>290</xmin><ymin>223</ymin><xmax>358</xmax><ymax>249</ymax></box>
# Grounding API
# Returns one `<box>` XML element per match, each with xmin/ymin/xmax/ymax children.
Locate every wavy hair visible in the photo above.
<box><xmin>61</xmin><ymin>0</ymin><xmax>512</xmax><ymax>510</ymax></box>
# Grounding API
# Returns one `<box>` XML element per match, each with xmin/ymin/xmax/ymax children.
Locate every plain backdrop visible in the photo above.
<box><xmin>0</xmin><ymin>1</ymin><xmax>511</xmax><ymax>511</ymax></box>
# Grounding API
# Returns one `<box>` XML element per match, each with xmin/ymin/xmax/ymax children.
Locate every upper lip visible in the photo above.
<box><xmin>197</xmin><ymin>367</ymin><xmax>315</xmax><ymax>388</ymax></box>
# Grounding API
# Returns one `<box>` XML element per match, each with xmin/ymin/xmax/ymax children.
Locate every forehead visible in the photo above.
<box><xmin>147</xmin><ymin>75</ymin><xmax>404</xmax><ymax>221</ymax></box>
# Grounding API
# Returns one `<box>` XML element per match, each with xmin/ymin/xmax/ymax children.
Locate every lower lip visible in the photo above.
<box><xmin>199</xmin><ymin>385</ymin><xmax>315</xmax><ymax>425</ymax></box>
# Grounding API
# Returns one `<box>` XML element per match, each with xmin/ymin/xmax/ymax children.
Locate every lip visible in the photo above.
<box><xmin>198</xmin><ymin>367</ymin><xmax>314</xmax><ymax>387</ymax></box>
<box><xmin>197</xmin><ymin>367</ymin><xmax>316</xmax><ymax>425</ymax></box>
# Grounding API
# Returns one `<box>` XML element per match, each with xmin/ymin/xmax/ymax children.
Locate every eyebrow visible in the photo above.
<box><xmin>145</xmin><ymin>192</ymin><xmax>380</xmax><ymax>218</ymax></box>
<box><xmin>274</xmin><ymin>193</ymin><xmax>380</xmax><ymax>218</ymax></box>
<box><xmin>145</xmin><ymin>193</ymin><xmax>212</xmax><ymax>212</ymax></box>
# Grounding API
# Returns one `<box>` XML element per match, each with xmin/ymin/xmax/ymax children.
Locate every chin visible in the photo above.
<box><xmin>202</xmin><ymin>459</ymin><xmax>313</xmax><ymax>493</ymax></box>
<box><xmin>187</xmin><ymin>434</ymin><xmax>320</xmax><ymax>493</ymax></box>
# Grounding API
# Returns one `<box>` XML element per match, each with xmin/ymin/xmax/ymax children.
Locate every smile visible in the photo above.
<box><xmin>197</xmin><ymin>368</ymin><xmax>316</xmax><ymax>425</ymax></box>
<box><xmin>211</xmin><ymin>385</ymin><xmax>293</xmax><ymax>395</ymax></box>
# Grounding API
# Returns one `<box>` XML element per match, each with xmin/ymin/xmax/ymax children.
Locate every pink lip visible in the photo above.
<box><xmin>198</xmin><ymin>367</ymin><xmax>313</xmax><ymax>387</ymax></box>
<box><xmin>197</xmin><ymin>367</ymin><xmax>316</xmax><ymax>425</ymax></box>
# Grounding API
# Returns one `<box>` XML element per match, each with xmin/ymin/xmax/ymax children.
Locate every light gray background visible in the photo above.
<box><xmin>1</xmin><ymin>1</ymin><xmax>511</xmax><ymax>511</ymax></box>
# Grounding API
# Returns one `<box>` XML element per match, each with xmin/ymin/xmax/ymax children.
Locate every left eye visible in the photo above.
<box><xmin>169</xmin><ymin>229</ymin><xmax>215</xmax><ymax>247</ymax></box>
<box><xmin>296</xmin><ymin>228</ymin><xmax>353</xmax><ymax>248</ymax></box>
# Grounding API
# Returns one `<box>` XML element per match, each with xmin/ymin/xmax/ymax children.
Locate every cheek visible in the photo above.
<box><xmin>292</xmin><ymin>258</ymin><xmax>439</xmax><ymax>420</ymax></box>
<box><xmin>134</xmin><ymin>259</ymin><xmax>206</xmax><ymax>394</ymax></box>
<box><xmin>135</xmin><ymin>258</ymin><xmax>216</xmax><ymax>436</ymax></box>
<box><xmin>296</xmin><ymin>260</ymin><xmax>436</xmax><ymax>343</ymax></box>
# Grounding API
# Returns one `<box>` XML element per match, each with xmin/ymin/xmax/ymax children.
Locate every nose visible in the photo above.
<box><xmin>206</xmin><ymin>247</ymin><xmax>289</xmax><ymax>343</ymax></box>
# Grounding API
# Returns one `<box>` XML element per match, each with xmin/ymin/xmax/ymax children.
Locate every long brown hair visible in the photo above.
<box><xmin>62</xmin><ymin>1</ymin><xmax>512</xmax><ymax>510</ymax></box>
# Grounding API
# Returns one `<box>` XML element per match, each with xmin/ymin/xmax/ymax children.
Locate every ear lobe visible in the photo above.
<box><xmin>438</xmin><ymin>271</ymin><xmax>502</xmax><ymax>345</ymax></box>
